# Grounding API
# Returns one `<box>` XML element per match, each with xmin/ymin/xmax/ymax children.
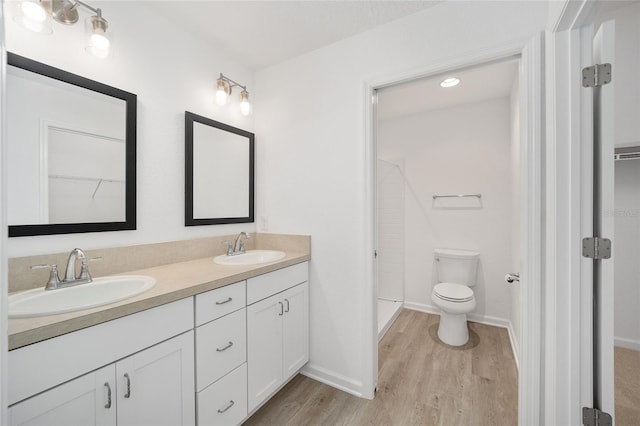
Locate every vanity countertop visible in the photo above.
<box><xmin>8</xmin><ymin>251</ymin><xmax>310</xmax><ymax>350</ymax></box>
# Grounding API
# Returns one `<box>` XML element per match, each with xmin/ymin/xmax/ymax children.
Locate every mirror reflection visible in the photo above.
<box><xmin>185</xmin><ymin>112</ymin><xmax>254</xmax><ymax>226</ymax></box>
<box><xmin>6</xmin><ymin>53</ymin><xmax>137</xmax><ymax>237</ymax></box>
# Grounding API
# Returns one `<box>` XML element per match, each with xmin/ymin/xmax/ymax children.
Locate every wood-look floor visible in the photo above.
<box><xmin>615</xmin><ymin>346</ymin><xmax>640</xmax><ymax>426</ymax></box>
<box><xmin>244</xmin><ymin>309</ymin><xmax>518</xmax><ymax>425</ymax></box>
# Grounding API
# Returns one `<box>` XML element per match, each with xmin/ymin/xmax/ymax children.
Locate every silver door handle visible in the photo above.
<box><xmin>278</xmin><ymin>301</ymin><xmax>284</xmax><ymax>316</ymax></box>
<box><xmin>505</xmin><ymin>273</ymin><xmax>520</xmax><ymax>284</ymax></box>
<box><xmin>104</xmin><ymin>382</ymin><xmax>112</xmax><ymax>409</ymax></box>
<box><xmin>284</xmin><ymin>299</ymin><xmax>290</xmax><ymax>313</ymax></box>
<box><xmin>216</xmin><ymin>341</ymin><xmax>234</xmax><ymax>352</ymax></box>
<box><xmin>124</xmin><ymin>373</ymin><xmax>131</xmax><ymax>398</ymax></box>
<box><xmin>217</xmin><ymin>400</ymin><xmax>235</xmax><ymax>414</ymax></box>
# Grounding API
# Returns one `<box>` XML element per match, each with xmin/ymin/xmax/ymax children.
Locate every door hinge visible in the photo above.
<box><xmin>582</xmin><ymin>237</ymin><xmax>612</xmax><ymax>259</ymax></box>
<box><xmin>583</xmin><ymin>407</ymin><xmax>612</xmax><ymax>426</ymax></box>
<box><xmin>582</xmin><ymin>63</ymin><xmax>612</xmax><ymax>88</ymax></box>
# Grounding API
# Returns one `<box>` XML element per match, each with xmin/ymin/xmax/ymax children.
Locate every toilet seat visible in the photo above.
<box><xmin>433</xmin><ymin>282</ymin><xmax>474</xmax><ymax>303</ymax></box>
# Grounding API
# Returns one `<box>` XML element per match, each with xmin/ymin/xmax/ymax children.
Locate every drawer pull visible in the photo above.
<box><xmin>216</xmin><ymin>297</ymin><xmax>233</xmax><ymax>305</ymax></box>
<box><xmin>284</xmin><ymin>298</ymin><xmax>290</xmax><ymax>313</ymax></box>
<box><xmin>124</xmin><ymin>373</ymin><xmax>131</xmax><ymax>398</ymax></box>
<box><xmin>216</xmin><ymin>341</ymin><xmax>234</xmax><ymax>352</ymax></box>
<box><xmin>217</xmin><ymin>400</ymin><xmax>235</xmax><ymax>414</ymax></box>
<box><xmin>104</xmin><ymin>382</ymin><xmax>112</xmax><ymax>409</ymax></box>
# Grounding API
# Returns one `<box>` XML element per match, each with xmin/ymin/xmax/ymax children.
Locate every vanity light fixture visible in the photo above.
<box><xmin>440</xmin><ymin>77</ymin><xmax>461</xmax><ymax>88</ymax></box>
<box><xmin>16</xmin><ymin>0</ymin><xmax>111</xmax><ymax>58</ymax></box>
<box><xmin>16</xmin><ymin>0</ymin><xmax>52</xmax><ymax>33</ymax></box>
<box><xmin>216</xmin><ymin>73</ymin><xmax>252</xmax><ymax>116</ymax></box>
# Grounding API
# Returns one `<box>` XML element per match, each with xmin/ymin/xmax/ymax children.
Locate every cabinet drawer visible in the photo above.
<box><xmin>196</xmin><ymin>308</ymin><xmax>246</xmax><ymax>391</ymax></box>
<box><xmin>247</xmin><ymin>262</ymin><xmax>308</xmax><ymax>305</ymax></box>
<box><xmin>197</xmin><ymin>363</ymin><xmax>247</xmax><ymax>426</ymax></box>
<box><xmin>195</xmin><ymin>281</ymin><xmax>246</xmax><ymax>326</ymax></box>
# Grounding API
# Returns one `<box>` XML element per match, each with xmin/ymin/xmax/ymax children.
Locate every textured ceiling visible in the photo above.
<box><xmin>146</xmin><ymin>1</ymin><xmax>441</xmax><ymax>71</ymax></box>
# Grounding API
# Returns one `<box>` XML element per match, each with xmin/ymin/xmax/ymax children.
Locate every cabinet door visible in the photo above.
<box><xmin>117</xmin><ymin>331</ymin><xmax>195</xmax><ymax>426</ymax></box>
<box><xmin>282</xmin><ymin>282</ymin><xmax>309</xmax><ymax>380</ymax></box>
<box><xmin>8</xmin><ymin>364</ymin><xmax>116</xmax><ymax>426</ymax></box>
<box><xmin>247</xmin><ymin>294</ymin><xmax>284</xmax><ymax>412</ymax></box>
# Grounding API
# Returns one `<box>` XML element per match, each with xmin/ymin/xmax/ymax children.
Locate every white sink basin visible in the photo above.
<box><xmin>214</xmin><ymin>250</ymin><xmax>286</xmax><ymax>266</ymax></box>
<box><xmin>8</xmin><ymin>275</ymin><xmax>156</xmax><ymax>318</ymax></box>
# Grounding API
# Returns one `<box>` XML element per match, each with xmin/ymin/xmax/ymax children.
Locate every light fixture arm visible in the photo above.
<box><xmin>69</xmin><ymin>0</ymin><xmax>101</xmax><ymax>17</ymax></box>
<box><xmin>218</xmin><ymin>73</ymin><xmax>247</xmax><ymax>93</ymax></box>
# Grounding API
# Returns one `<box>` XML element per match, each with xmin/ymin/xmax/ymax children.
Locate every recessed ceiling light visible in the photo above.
<box><xmin>440</xmin><ymin>77</ymin><xmax>460</xmax><ymax>88</ymax></box>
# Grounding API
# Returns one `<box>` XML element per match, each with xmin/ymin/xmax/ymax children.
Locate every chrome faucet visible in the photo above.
<box><xmin>31</xmin><ymin>248</ymin><xmax>101</xmax><ymax>290</ymax></box>
<box><xmin>64</xmin><ymin>248</ymin><xmax>90</xmax><ymax>284</ymax></box>
<box><xmin>224</xmin><ymin>232</ymin><xmax>250</xmax><ymax>256</ymax></box>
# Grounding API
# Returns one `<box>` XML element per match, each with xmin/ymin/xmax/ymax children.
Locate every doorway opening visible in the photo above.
<box><xmin>372</xmin><ymin>56</ymin><xmax>528</xmax><ymax>421</ymax></box>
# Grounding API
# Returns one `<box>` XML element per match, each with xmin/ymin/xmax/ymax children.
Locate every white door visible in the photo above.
<box><xmin>592</xmin><ymin>20</ymin><xmax>616</xmax><ymax>419</ymax></box>
<box><xmin>247</xmin><ymin>293</ymin><xmax>284</xmax><ymax>411</ymax></box>
<box><xmin>282</xmin><ymin>282</ymin><xmax>309</xmax><ymax>379</ymax></box>
<box><xmin>8</xmin><ymin>364</ymin><xmax>116</xmax><ymax>426</ymax></box>
<box><xmin>117</xmin><ymin>331</ymin><xmax>195</xmax><ymax>426</ymax></box>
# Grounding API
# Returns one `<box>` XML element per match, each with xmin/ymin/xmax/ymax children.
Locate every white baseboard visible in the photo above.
<box><xmin>615</xmin><ymin>336</ymin><xmax>640</xmax><ymax>351</ymax></box>
<box><xmin>403</xmin><ymin>301</ymin><xmax>520</xmax><ymax>369</ymax></box>
<box><xmin>300</xmin><ymin>363</ymin><xmax>367</xmax><ymax>399</ymax></box>
<box><xmin>507</xmin><ymin>321</ymin><xmax>520</xmax><ymax>370</ymax></box>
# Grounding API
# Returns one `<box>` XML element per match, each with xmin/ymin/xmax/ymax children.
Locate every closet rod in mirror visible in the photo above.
<box><xmin>432</xmin><ymin>193</ymin><xmax>482</xmax><ymax>200</ymax></box>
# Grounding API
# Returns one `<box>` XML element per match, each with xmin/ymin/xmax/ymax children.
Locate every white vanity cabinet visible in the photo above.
<box><xmin>8</xmin><ymin>260</ymin><xmax>310</xmax><ymax>426</ymax></box>
<box><xmin>8</xmin><ymin>298</ymin><xmax>195</xmax><ymax>426</ymax></box>
<box><xmin>246</xmin><ymin>263</ymin><xmax>309</xmax><ymax>412</ymax></box>
<box><xmin>195</xmin><ymin>281</ymin><xmax>248</xmax><ymax>426</ymax></box>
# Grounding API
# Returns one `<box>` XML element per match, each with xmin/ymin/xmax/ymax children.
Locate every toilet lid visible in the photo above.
<box><xmin>433</xmin><ymin>283</ymin><xmax>474</xmax><ymax>302</ymax></box>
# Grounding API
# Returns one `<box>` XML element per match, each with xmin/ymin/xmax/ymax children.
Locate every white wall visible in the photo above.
<box><xmin>597</xmin><ymin>2</ymin><xmax>640</xmax><ymax>148</ymax></box>
<box><xmin>254</xmin><ymin>1</ymin><xmax>547</xmax><ymax>397</ymax></box>
<box><xmin>600</xmin><ymin>0</ymin><xmax>640</xmax><ymax>352</ymax></box>
<box><xmin>614</xmin><ymin>161</ymin><xmax>640</xmax><ymax>350</ymax></box>
<box><xmin>5</xmin><ymin>0</ymin><xmax>256</xmax><ymax>257</ymax></box>
<box><xmin>378</xmin><ymin>97</ymin><xmax>514</xmax><ymax>325</ymax></box>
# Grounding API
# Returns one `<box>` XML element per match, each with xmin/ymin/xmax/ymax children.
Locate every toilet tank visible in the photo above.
<box><xmin>434</xmin><ymin>248</ymin><xmax>480</xmax><ymax>286</ymax></box>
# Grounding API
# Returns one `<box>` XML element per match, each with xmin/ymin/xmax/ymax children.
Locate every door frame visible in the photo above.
<box><xmin>362</xmin><ymin>36</ymin><xmax>544</xmax><ymax>424</ymax></box>
<box><xmin>546</xmin><ymin>1</ymin><xmax>619</xmax><ymax>423</ymax></box>
<box><xmin>1</xmin><ymin>0</ymin><xmax>9</xmax><ymax>423</ymax></box>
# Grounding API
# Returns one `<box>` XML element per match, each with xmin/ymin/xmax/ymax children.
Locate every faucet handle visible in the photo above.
<box><xmin>221</xmin><ymin>240</ymin><xmax>234</xmax><ymax>255</ymax></box>
<box><xmin>31</xmin><ymin>264</ymin><xmax>62</xmax><ymax>290</ymax></box>
<box><xmin>78</xmin><ymin>257</ymin><xmax>102</xmax><ymax>282</ymax></box>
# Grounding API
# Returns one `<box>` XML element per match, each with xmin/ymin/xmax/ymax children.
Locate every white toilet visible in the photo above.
<box><xmin>431</xmin><ymin>248</ymin><xmax>480</xmax><ymax>346</ymax></box>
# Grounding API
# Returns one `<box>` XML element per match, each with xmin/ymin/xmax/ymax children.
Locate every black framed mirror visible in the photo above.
<box><xmin>7</xmin><ymin>53</ymin><xmax>137</xmax><ymax>237</ymax></box>
<box><xmin>185</xmin><ymin>112</ymin><xmax>254</xmax><ymax>226</ymax></box>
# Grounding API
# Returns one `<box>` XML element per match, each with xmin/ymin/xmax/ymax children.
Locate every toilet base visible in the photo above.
<box><xmin>437</xmin><ymin>311</ymin><xmax>469</xmax><ymax>346</ymax></box>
